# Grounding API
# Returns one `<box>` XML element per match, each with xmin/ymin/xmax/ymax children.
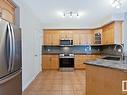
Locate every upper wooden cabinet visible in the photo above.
<box><xmin>43</xmin><ymin>30</ymin><xmax>60</xmax><ymax>45</ymax></box>
<box><xmin>102</xmin><ymin>21</ymin><xmax>122</xmax><ymax>45</ymax></box>
<box><xmin>73</xmin><ymin>33</ymin><xmax>80</xmax><ymax>45</ymax></box>
<box><xmin>73</xmin><ymin>30</ymin><xmax>94</xmax><ymax>45</ymax></box>
<box><xmin>60</xmin><ymin>30</ymin><xmax>73</xmax><ymax>40</ymax></box>
<box><xmin>93</xmin><ymin>29</ymin><xmax>102</xmax><ymax>44</ymax></box>
<box><xmin>0</xmin><ymin>0</ymin><xmax>16</xmax><ymax>23</ymax></box>
<box><xmin>43</xmin><ymin>23</ymin><xmax>123</xmax><ymax>46</ymax></box>
<box><xmin>43</xmin><ymin>30</ymin><xmax>94</xmax><ymax>45</ymax></box>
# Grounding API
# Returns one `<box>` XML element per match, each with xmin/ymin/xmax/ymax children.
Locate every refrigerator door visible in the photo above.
<box><xmin>0</xmin><ymin>19</ymin><xmax>12</xmax><ymax>78</ymax></box>
<box><xmin>0</xmin><ymin>70</ymin><xmax>22</xmax><ymax>95</ymax></box>
<box><xmin>10</xmin><ymin>24</ymin><xmax>22</xmax><ymax>73</ymax></box>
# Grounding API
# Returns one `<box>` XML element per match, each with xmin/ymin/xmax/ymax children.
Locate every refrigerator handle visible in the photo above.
<box><xmin>10</xmin><ymin>24</ymin><xmax>16</xmax><ymax>71</ymax></box>
<box><xmin>7</xmin><ymin>24</ymin><xmax>13</xmax><ymax>72</ymax></box>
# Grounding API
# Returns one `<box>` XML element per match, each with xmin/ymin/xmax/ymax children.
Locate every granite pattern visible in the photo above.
<box><xmin>85</xmin><ymin>58</ymin><xmax>127</xmax><ymax>72</ymax></box>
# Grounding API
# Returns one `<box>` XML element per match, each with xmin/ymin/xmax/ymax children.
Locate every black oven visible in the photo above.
<box><xmin>59</xmin><ymin>54</ymin><xmax>74</xmax><ymax>71</ymax></box>
<box><xmin>59</xmin><ymin>58</ymin><xmax>74</xmax><ymax>68</ymax></box>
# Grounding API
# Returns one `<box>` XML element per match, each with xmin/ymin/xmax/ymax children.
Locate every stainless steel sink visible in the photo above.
<box><xmin>102</xmin><ymin>56</ymin><xmax>121</xmax><ymax>61</ymax></box>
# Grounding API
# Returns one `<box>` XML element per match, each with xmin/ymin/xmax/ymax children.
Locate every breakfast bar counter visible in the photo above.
<box><xmin>85</xmin><ymin>59</ymin><xmax>127</xmax><ymax>95</ymax></box>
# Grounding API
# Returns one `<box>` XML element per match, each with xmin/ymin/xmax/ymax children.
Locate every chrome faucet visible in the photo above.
<box><xmin>114</xmin><ymin>44</ymin><xmax>124</xmax><ymax>61</ymax></box>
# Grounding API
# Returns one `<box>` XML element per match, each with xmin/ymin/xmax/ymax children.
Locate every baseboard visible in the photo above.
<box><xmin>22</xmin><ymin>71</ymin><xmax>42</xmax><ymax>91</ymax></box>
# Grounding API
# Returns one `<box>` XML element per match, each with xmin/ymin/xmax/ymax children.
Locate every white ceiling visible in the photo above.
<box><xmin>23</xmin><ymin>0</ymin><xmax>127</xmax><ymax>29</ymax></box>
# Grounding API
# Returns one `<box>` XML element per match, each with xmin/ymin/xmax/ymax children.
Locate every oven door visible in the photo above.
<box><xmin>59</xmin><ymin>58</ymin><xmax>74</xmax><ymax>68</ymax></box>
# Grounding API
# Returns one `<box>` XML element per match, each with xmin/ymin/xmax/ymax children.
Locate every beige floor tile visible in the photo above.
<box><xmin>22</xmin><ymin>70</ymin><xmax>86</xmax><ymax>95</ymax></box>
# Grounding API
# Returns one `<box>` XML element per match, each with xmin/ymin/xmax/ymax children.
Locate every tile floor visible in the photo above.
<box><xmin>23</xmin><ymin>70</ymin><xmax>86</xmax><ymax>95</ymax></box>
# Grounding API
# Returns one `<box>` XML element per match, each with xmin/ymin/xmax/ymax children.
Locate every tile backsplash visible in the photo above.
<box><xmin>42</xmin><ymin>45</ymin><xmax>102</xmax><ymax>54</ymax></box>
<box><xmin>101</xmin><ymin>45</ymin><xmax>123</xmax><ymax>56</ymax></box>
<box><xmin>42</xmin><ymin>44</ymin><xmax>123</xmax><ymax>56</ymax></box>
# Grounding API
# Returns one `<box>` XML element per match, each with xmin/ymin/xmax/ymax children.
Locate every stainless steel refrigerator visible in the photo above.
<box><xmin>0</xmin><ymin>19</ymin><xmax>22</xmax><ymax>95</ymax></box>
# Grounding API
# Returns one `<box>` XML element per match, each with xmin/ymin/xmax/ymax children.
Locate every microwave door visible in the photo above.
<box><xmin>10</xmin><ymin>24</ymin><xmax>22</xmax><ymax>73</ymax></box>
<box><xmin>0</xmin><ymin>20</ymin><xmax>12</xmax><ymax>78</ymax></box>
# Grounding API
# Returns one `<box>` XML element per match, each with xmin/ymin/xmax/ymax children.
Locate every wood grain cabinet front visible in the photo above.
<box><xmin>0</xmin><ymin>0</ymin><xmax>16</xmax><ymax>23</ymax></box>
<box><xmin>43</xmin><ymin>30</ymin><xmax>60</xmax><ymax>45</ymax></box>
<box><xmin>86</xmin><ymin>65</ymin><xmax>127</xmax><ymax>95</ymax></box>
<box><xmin>42</xmin><ymin>55</ymin><xmax>59</xmax><ymax>70</ymax></box>
<box><xmin>74</xmin><ymin>55</ymin><xmax>101</xmax><ymax>69</ymax></box>
<box><xmin>102</xmin><ymin>21</ymin><xmax>122</xmax><ymax>45</ymax></box>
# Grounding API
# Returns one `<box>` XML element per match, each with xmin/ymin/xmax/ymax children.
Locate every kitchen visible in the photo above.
<box><xmin>0</xmin><ymin>0</ymin><xmax>127</xmax><ymax>95</ymax></box>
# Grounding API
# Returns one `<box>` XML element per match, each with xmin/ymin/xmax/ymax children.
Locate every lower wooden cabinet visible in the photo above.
<box><xmin>74</xmin><ymin>55</ymin><xmax>101</xmax><ymax>69</ymax></box>
<box><xmin>42</xmin><ymin>55</ymin><xmax>59</xmax><ymax>70</ymax></box>
<box><xmin>86</xmin><ymin>65</ymin><xmax>127</xmax><ymax>95</ymax></box>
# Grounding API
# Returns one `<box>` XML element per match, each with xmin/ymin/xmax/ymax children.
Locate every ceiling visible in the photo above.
<box><xmin>23</xmin><ymin>0</ymin><xmax>127</xmax><ymax>29</ymax></box>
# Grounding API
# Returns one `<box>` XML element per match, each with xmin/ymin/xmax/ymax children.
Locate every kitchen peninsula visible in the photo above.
<box><xmin>85</xmin><ymin>58</ymin><xmax>127</xmax><ymax>95</ymax></box>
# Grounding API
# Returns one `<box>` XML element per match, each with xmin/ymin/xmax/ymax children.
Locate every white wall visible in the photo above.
<box><xmin>123</xmin><ymin>13</ymin><xmax>127</xmax><ymax>55</ymax></box>
<box><xmin>13</xmin><ymin>0</ymin><xmax>42</xmax><ymax>91</ymax></box>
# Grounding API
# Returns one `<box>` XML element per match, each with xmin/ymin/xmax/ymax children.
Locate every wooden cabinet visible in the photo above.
<box><xmin>52</xmin><ymin>33</ymin><xmax>60</xmax><ymax>45</ymax></box>
<box><xmin>60</xmin><ymin>31</ymin><xmax>73</xmax><ymax>40</ymax></box>
<box><xmin>44</xmin><ymin>31</ymin><xmax>52</xmax><ymax>45</ymax></box>
<box><xmin>80</xmin><ymin>33</ymin><xmax>94</xmax><ymax>45</ymax></box>
<box><xmin>42</xmin><ymin>55</ymin><xmax>51</xmax><ymax>70</ymax></box>
<box><xmin>0</xmin><ymin>0</ymin><xmax>16</xmax><ymax>23</ymax></box>
<box><xmin>73</xmin><ymin>30</ymin><xmax>94</xmax><ymax>45</ymax></box>
<box><xmin>102</xmin><ymin>21</ymin><xmax>122</xmax><ymax>45</ymax></box>
<box><xmin>93</xmin><ymin>29</ymin><xmax>102</xmax><ymax>44</ymax></box>
<box><xmin>73</xmin><ymin>33</ymin><xmax>80</xmax><ymax>45</ymax></box>
<box><xmin>75</xmin><ymin>55</ymin><xmax>101</xmax><ymax>69</ymax></box>
<box><xmin>75</xmin><ymin>55</ymin><xmax>86</xmax><ymax>69</ymax></box>
<box><xmin>86</xmin><ymin>65</ymin><xmax>127</xmax><ymax>95</ymax></box>
<box><xmin>42</xmin><ymin>55</ymin><xmax>59</xmax><ymax>70</ymax></box>
<box><xmin>43</xmin><ymin>30</ymin><xmax>60</xmax><ymax>45</ymax></box>
<box><xmin>43</xmin><ymin>23</ymin><xmax>123</xmax><ymax>46</ymax></box>
<box><xmin>43</xmin><ymin>30</ymin><xmax>94</xmax><ymax>45</ymax></box>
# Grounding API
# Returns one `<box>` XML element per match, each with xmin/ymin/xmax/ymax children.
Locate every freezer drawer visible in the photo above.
<box><xmin>0</xmin><ymin>70</ymin><xmax>22</xmax><ymax>95</ymax></box>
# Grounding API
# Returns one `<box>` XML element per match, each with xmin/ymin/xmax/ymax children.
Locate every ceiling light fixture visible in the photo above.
<box><xmin>112</xmin><ymin>0</ymin><xmax>123</xmax><ymax>8</ymax></box>
<box><xmin>61</xmin><ymin>11</ymin><xmax>82</xmax><ymax>18</ymax></box>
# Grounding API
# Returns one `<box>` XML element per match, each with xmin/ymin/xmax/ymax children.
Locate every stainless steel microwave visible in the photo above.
<box><xmin>60</xmin><ymin>40</ymin><xmax>73</xmax><ymax>46</ymax></box>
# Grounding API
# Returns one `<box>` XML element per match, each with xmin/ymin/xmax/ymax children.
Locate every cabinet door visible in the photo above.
<box><xmin>44</xmin><ymin>32</ymin><xmax>52</xmax><ymax>45</ymax></box>
<box><xmin>1</xmin><ymin>8</ymin><xmax>14</xmax><ymax>23</ymax></box>
<box><xmin>1</xmin><ymin>0</ymin><xmax>15</xmax><ymax>23</ymax></box>
<box><xmin>42</xmin><ymin>55</ymin><xmax>51</xmax><ymax>70</ymax></box>
<box><xmin>50</xmin><ymin>55</ymin><xmax>59</xmax><ymax>69</ymax></box>
<box><xmin>73</xmin><ymin>34</ymin><xmax>80</xmax><ymax>45</ymax></box>
<box><xmin>93</xmin><ymin>29</ymin><xmax>102</xmax><ymax>44</ymax></box>
<box><xmin>102</xmin><ymin>23</ymin><xmax>114</xmax><ymax>44</ymax></box>
<box><xmin>75</xmin><ymin>55</ymin><xmax>86</xmax><ymax>69</ymax></box>
<box><xmin>52</xmin><ymin>34</ymin><xmax>60</xmax><ymax>45</ymax></box>
<box><xmin>66</xmin><ymin>32</ymin><xmax>73</xmax><ymax>39</ymax></box>
<box><xmin>60</xmin><ymin>31</ymin><xmax>66</xmax><ymax>39</ymax></box>
<box><xmin>87</xmin><ymin>33</ymin><xmax>94</xmax><ymax>44</ymax></box>
<box><xmin>107</xmin><ymin>28</ymin><xmax>114</xmax><ymax>44</ymax></box>
<box><xmin>80</xmin><ymin>34</ymin><xmax>86</xmax><ymax>45</ymax></box>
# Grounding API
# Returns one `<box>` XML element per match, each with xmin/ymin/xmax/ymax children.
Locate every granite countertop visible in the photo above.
<box><xmin>85</xmin><ymin>58</ymin><xmax>127</xmax><ymax>72</ymax></box>
<box><xmin>42</xmin><ymin>52</ymin><xmax>101</xmax><ymax>55</ymax></box>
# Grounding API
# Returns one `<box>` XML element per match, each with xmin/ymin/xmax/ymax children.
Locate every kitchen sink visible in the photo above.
<box><xmin>102</xmin><ymin>56</ymin><xmax>121</xmax><ymax>61</ymax></box>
